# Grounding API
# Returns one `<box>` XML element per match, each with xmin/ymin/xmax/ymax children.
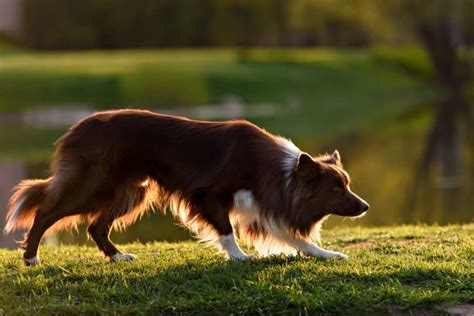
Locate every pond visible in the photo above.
<box><xmin>0</xmin><ymin>104</ymin><xmax>471</xmax><ymax>246</ymax></box>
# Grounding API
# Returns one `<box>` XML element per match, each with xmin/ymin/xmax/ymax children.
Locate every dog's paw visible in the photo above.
<box><xmin>111</xmin><ymin>253</ymin><xmax>136</xmax><ymax>262</ymax></box>
<box><xmin>324</xmin><ymin>251</ymin><xmax>348</xmax><ymax>260</ymax></box>
<box><xmin>308</xmin><ymin>249</ymin><xmax>348</xmax><ymax>260</ymax></box>
<box><xmin>24</xmin><ymin>255</ymin><xmax>40</xmax><ymax>266</ymax></box>
<box><xmin>229</xmin><ymin>253</ymin><xmax>257</xmax><ymax>261</ymax></box>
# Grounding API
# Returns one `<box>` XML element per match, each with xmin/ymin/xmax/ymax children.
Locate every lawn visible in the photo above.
<box><xmin>0</xmin><ymin>225</ymin><xmax>472</xmax><ymax>314</ymax></box>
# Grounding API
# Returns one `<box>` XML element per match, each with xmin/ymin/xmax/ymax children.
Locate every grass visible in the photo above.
<box><xmin>0</xmin><ymin>225</ymin><xmax>472</xmax><ymax>314</ymax></box>
<box><xmin>0</xmin><ymin>39</ymin><xmax>24</xmax><ymax>56</ymax></box>
<box><xmin>371</xmin><ymin>45</ymin><xmax>435</xmax><ymax>79</ymax></box>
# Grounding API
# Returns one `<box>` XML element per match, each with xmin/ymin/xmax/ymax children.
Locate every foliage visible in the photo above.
<box><xmin>288</xmin><ymin>0</ymin><xmax>391</xmax><ymax>45</ymax></box>
<box><xmin>20</xmin><ymin>0</ymin><xmax>291</xmax><ymax>49</ymax></box>
<box><xmin>16</xmin><ymin>0</ymin><xmax>474</xmax><ymax>50</ymax></box>
<box><xmin>371</xmin><ymin>46</ymin><xmax>435</xmax><ymax>79</ymax></box>
<box><xmin>0</xmin><ymin>225</ymin><xmax>472</xmax><ymax>314</ymax></box>
<box><xmin>0</xmin><ymin>39</ymin><xmax>24</xmax><ymax>56</ymax></box>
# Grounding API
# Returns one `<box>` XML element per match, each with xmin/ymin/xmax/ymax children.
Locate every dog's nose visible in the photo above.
<box><xmin>361</xmin><ymin>203</ymin><xmax>369</xmax><ymax>212</ymax></box>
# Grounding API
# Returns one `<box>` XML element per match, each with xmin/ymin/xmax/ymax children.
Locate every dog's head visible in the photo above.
<box><xmin>294</xmin><ymin>150</ymin><xmax>369</xmax><ymax>219</ymax></box>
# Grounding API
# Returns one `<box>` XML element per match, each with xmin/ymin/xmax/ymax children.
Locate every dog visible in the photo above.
<box><xmin>4</xmin><ymin>109</ymin><xmax>369</xmax><ymax>265</ymax></box>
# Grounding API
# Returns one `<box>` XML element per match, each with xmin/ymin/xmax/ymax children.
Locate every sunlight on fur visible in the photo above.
<box><xmin>232</xmin><ymin>190</ymin><xmax>324</xmax><ymax>256</ymax></box>
<box><xmin>168</xmin><ymin>187</ymin><xmax>328</xmax><ymax>257</ymax></box>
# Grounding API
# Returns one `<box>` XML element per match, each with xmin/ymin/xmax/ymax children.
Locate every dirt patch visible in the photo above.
<box><xmin>389</xmin><ymin>304</ymin><xmax>474</xmax><ymax>316</ymax></box>
<box><xmin>443</xmin><ymin>304</ymin><xmax>474</xmax><ymax>316</ymax></box>
<box><xmin>389</xmin><ymin>306</ymin><xmax>439</xmax><ymax>315</ymax></box>
<box><xmin>340</xmin><ymin>235</ymin><xmax>454</xmax><ymax>249</ymax></box>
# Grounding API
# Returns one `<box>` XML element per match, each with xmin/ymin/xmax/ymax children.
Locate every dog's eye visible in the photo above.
<box><xmin>334</xmin><ymin>186</ymin><xmax>342</xmax><ymax>192</ymax></box>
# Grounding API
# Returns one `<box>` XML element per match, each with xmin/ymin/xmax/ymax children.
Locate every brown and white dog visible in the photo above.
<box><xmin>4</xmin><ymin>109</ymin><xmax>369</xmax><ymax>265</ymax></box>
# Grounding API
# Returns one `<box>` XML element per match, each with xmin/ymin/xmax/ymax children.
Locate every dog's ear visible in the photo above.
<box><xmin>296</xmin><ymin>153</ymin><xmax>322</xmax><ymax>176</ymax></box>
<box><xmin>324</xmin><ymin>150</ymin><xmax>342</xmax><ymax>166</ymax></box>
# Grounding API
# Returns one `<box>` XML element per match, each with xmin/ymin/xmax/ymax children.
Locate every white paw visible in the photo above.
<box><xmin>306</xmin><ymin>249</ymin><xmax>348</xmax><ymax>260</ymax></box>
<box><xmin>229</xmin><ymin>253</ymin><xmax>257</xmax><ymax>261</ymax></box>
<box><xmin>24</xmin><ymin>255</ymin><xmax>40</xmax><ymax>266</ymax></box>
<box><xmin>322</xmin><ymin>251</ymin><xmax>348</xmax><ymax>260</ymax></box>
<box><xmin>111</xmin><ymin>253</ymin><xmax>136</xmax><ymax>262</ymax></box>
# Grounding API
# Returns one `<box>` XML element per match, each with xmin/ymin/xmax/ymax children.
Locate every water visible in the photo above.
<box><xmin>0</xmin><ymin>105</ymin><xmax>471</xmax><ymax>247</ymax></box>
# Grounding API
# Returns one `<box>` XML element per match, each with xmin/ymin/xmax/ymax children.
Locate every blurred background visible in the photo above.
<box><xmin>0</xmin><ymin>0</ymin><xmax>472</xmax><ymax>247</ymax></box>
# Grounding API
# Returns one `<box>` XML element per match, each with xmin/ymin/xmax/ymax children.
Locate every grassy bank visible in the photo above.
<box><xmin>0</xmin><ymin>224</ymin><xmax>472</xmax><ymax>314</ymax></box>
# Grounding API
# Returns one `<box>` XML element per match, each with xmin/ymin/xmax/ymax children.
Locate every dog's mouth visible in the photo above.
<box><xmin>351</xmin><ymin>210</ymin><xmax>367</xmax><ymax>218</ymax></box>
<box><xmin>333</xmin><ymin>210</ymin><xmax>368</xmax><ymax>218</ymax></box>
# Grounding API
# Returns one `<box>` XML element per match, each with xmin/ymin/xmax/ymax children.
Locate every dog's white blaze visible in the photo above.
<box><xmin>24</xmin><ymin>255</ymin><xmax>40</xmax><ymax>265</ymax></box>
<box><xmin>276</xmin><ymin>137</ymin><xmax>300</xmax><ymax>188</ymax></box>
<box><xmin>4</xmin><ymin>196</ymin><xmax>25</xmax><ymax>234</ymax></box>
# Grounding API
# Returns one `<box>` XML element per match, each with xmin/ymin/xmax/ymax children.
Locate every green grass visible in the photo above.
<box><xmin>0</xmin><ymin>39</ymin><xmax>25</xmax><ymax>56</ymax></box>
<box><xmin>371</xmin><ymin>45</ymin><xmax>435</xmax><ymax>79</ymax></box>
<box><xmin>0</xmin><ymin>225</ymin><xmax>472</xmax><ymax>314</ymax></box>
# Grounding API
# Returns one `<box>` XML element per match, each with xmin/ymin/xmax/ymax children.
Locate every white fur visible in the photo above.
<box><xmin>169</xmin><ymin>195</ymin><xmax>220</xmax><ymax>246</ymax></box>
<box><xmin>353</xmin><ymin>211</ymin><xmax>368</xmax><ymax>219</ymax></box>
<box><xmin>231</xmin><ymin>190</ymin><xmax>300</xmax><ymax>256</ymax></box>
<box><xmin>233</xmin><ymin>190</ymin><xmax>255</xmax><ymax>210</ymax></box>
<box><xmin>276</xmin><ymin>137</ymin><xmax>300</xmax><ymax>188</ymax></box>
<box><xmin>287</xmin><ymin>238</ymin><xmax>347</xmax><ymax>259</ymax></box>
<box><xmin>111</xmin><ymin>253</ymin><xmax>136</xmax><ymax>261</ymax></box>
<box><xmin>24</xmin><ymin>255</ymin><xmax>40</xmax><ymax>266</ymax></box>
<box><xmin>231</xmin><ymin>191</ymin><xmax>336</xmax><ymax>257</ymax></box>
<box><xmin>4</xmin><ymin>196</ymin><xmax>25</xmax><ymax>234</ymax></box>
<box><xmin>218</xmin><ymin>234</ymin><xmax>255</xmax><ymax>260</ymax></box>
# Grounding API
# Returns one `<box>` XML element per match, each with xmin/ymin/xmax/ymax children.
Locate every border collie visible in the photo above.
<box><xmin>4</xmin><ymin>109</ymin><xmax>369</xmax><ymax>265</ymax></box>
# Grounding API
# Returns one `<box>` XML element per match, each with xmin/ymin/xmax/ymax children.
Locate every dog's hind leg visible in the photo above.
<box><xmin>87</xmin><ymin>216</ymin><xmax>135</xmax><ymax>261</ymax></box>
<box><xmin>22</xmin><ymin>164</ymin><xmax>109</xmax><ymax>265</ymax></box>
<box><xmin>22</xmin><ymin>209</ymin><xmax>69</xmax><ymax>265</ymax></box>
<box><xmin>87</xmin><ymin>184</ymin><xmax>151</xmax><ymax>261</ymax></box>
<box><xmin>22</xmin><ymin>191</ymin><xmax>87</xmax><ymax>265</ymax></box>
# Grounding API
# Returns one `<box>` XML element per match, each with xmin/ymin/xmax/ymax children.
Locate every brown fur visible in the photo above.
<box><xmin>4</xmin><ymin>109</ymin><xmax>369</xmax><ymax>262</ymax></box>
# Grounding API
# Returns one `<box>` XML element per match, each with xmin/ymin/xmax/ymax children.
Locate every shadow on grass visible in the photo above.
<box><xmin>3</xmin><ymin>253</ymin><xmax>471</xmax><ymax>314</ymax></box>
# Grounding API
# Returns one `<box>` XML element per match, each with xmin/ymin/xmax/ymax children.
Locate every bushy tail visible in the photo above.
<box><xmin>4</xmin><ymin>178</ymin><xmax>51</xmax><ymax>234</ymax></box>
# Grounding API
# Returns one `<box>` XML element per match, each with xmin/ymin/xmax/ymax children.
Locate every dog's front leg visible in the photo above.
<box><xmin>218</xmin><ymin>234</ymin><xmax>256</xmax><ymax>260</ymax></box>
<box><xmin>289</xmin><ymin>238</ymin><xmax>347</xmax><ymax>260</ymax></box>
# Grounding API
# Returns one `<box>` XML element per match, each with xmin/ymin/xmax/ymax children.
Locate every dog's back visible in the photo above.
<box><xmin>55</xmin><ymin>109</ymin><xmax>278</xmax><ymax>195</ymax></box>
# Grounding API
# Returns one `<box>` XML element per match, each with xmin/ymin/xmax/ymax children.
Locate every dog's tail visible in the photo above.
<box><xmin>4</xmin><ymin>178</ymin><xmax>51</xmax><ymax>234</ymax></box>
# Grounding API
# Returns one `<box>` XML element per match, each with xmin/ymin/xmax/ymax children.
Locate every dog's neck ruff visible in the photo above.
<box><xmin>276</xmin><ymin>137</ymin><xmax>300</xmax><ymax>188</ymax></box>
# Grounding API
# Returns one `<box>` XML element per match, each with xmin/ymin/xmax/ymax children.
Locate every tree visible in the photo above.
<box><xmin>386</xmin><ymin>0</ymin><xmax>473</xmax><ymax>220</ymax></box>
